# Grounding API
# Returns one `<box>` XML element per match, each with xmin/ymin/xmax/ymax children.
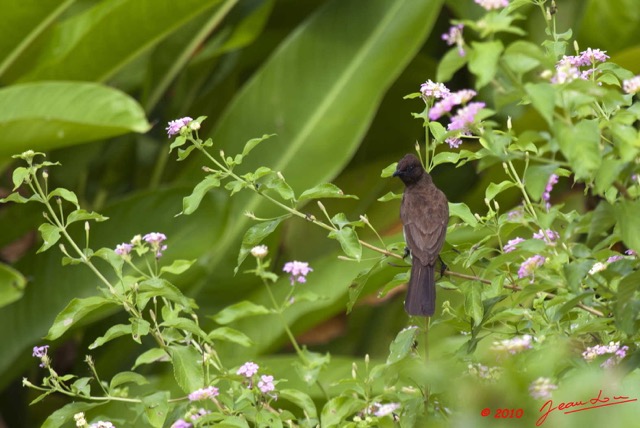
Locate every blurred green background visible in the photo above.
<box><xmin>0</xmin><ymin>0</ymin><xmax>639</xmax><ymax>426</ymax></box>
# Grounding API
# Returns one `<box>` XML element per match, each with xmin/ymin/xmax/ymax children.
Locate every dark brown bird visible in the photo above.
<box><xmin>393</xmin><ymin>154</ymin><xmax>448</xmax><ymax>316</ymax></box>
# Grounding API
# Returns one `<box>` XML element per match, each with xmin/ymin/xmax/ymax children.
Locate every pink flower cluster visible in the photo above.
<box><xmin>623</xmin><ymin>75</ymin><xmax>640</xmax><ymax>94</ymax></box>
<box><xmin>283</xmin><ymin>261</ymin><xmax>313</xmax><ymax>285</ymax></box>
<box><xmin>441</xmin><ymin>24</ymin><xmax>465</xmax><ymax>56</ymax></box>
<box><xmin>474</xmin><ymin>0</ymin><xmax>509</xmax><ymax>10</ymax></box>
<box><xmin>582</xmin><ymin>341</ymin><xmax>629</xmax><ymax>368</ymax></box>
<box><xmin>491</xmin><ymin>334</ymin><xmax>533</xmax><ymax>354</ymax></box>
<box><xmin>518</xmin><ymin>255</ymin><xmax>545</xmax><ymax>282</ymax></box>
<box><xmin>114</xmin><ymin>232</ymin><xmax>168</xmax><ymax>259</ymax></box>
<box><xmin>166</xmin><ymin>117</ymin><xmax>193</xmax><ymax>137</ymax></box>
<box><xmin>551</xmin><ymin>48</ymin><xmax>609</xmax><ymax>84</ymax></box>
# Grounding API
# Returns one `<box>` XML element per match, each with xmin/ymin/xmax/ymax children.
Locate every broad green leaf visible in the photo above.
<box><xmin>485</xmin><ymin>180</ymin><xmax>515</xmax><ymax>201</ymax></box>
<box><xmin>431</xmin><ymin>151</ymin><xmax>460</xmax><ymax>167</ymax></box>
<box><xmin>377</xmin><ymin>191</ymin><xmax>402</xmax><ymax>202</ymax></box>
<box><xmin>46</xmin><ymin>296</ymin><xmax>114</xmax><ymax>340</ymax></box>
<box><xmin>436</xmin><ymin>47</ymin><xmax>468</xmax><ymax>82</ymax></box>
<box><xmin>181</xmin><ymin>175</ymin><xmax>221</xmax><ymax>215</ymax></box>
<box><xmin>594</xmin><ymin>158</ymin><xmax>624</xmax><ymax>196</ymax></box>
<box><xmin>448</xmin><ymin>202</ymin><xmax>477</xmax><ymax>227</ymax></box>
<box><xmin>88</xmin><ymin>324</ymin><xmax>132</xmax><ymax>349</ymax></box>
<box><xmin>41</xmin><ymin>401</ymin><xmax>103</xmax><ymax>428</ymax></box>
<box><xmin>320</xmin><ymin>396</ymin><xmax>366</xmax><ymax>428</ymax></box>
<box><xmin>169</xmin><ymin>345</ymin><xmax>204</xmax><ymax>393</ymax></box>
<box><xmin>468</xmin><ymin>40</ymin><xmax>504</xmax><ymax>89</ymax></box>
<box><xmin>260</xmin><ymin>172</ymin><xmax>295</xmax><ymax>201</ymax></box>
<box><xmin>0</xmin><ymin>82</ymin><xmax>150</xmax><ymax>156</ymax></box>
<box><xmin>110</xmin><ymin>371</ymin><xmax>149</xmax><ymax>389</ymax></box>
<box><xmin>587</xmin><ymin>201</ymin><xmax>616</xmax><ymax>245</ymax></box>
<box><xmin>387</xmin><ymin>325</ymin><xmax>419</xmax><ymax>364</ymax></box>
<box><xmin>235</xmin><ymin>217</ymin><xmax>287</xmax><ymax>272</ymax></box>
<box><xmin>502</xmin><ymin>40</ymin><xmax>545</xmax><ymax>75</ymax></box>
<box><xmin>615</xmin><ymin>270</ymin><xmax>640</xmax><ymax>335</ymax></box>
<box><xmin>11</xmin><ymin>167</ymin><xmax>29</xmax><ymax>190</ymax></box>
<box><xmin>578</xmin><ymin>0</ymin><xmax>640</xmax><ymax>52</ymax></box>
<box><xmin>208</xmin><ymin>326</ymin><xmax>253</xmax><ymax>347</ymax></box>
<box><xmin>328</xmin><ymin>227</ymin><xmax>362</xmax><ymax>260</ymax></box>
<box><xmin>347</xmin><ymin>258</ymin><xmax>388</xmax><ymax>313</ymax></box>
<box><xmin>556</xmin><ymin>119</ymin><xmax>602</xmax><ymax>180</ymax></box>
<box><xmin>463</xmin><ymin>282</ymin><xmax>483</xmax><ymax>327</ymax></box>
<box><xmin>614</xmin><ymin>200</ymin><xmax>640</xmax><ymax>254</ymax></box>
<box><xmin>36</xmin><ymin>223</ymin><xmax>61</xmax><ymax>254</ymax></box>
<box><xmin>142</xmin><ymin>391</ymin><xmax>171</xmax><ymax>428</ymax></box>
<box><xmin>298</xmin><ymin>183</ymin><xmax>358</xmax><ymax>202</ymax></box>
<box><xmin>131</xmin><ymin>318</ymin><xmax>151</xmax><ymax>343</ymax></box>
<box><xmin>280</xmin><ymin>389</ymin><xmax>318</xmax><ymax>419</ymax></box>
<box><xmin>66</xmin><ymin>210</ymin><xmax>109</xmax><ymax>225</ymax></box>
<box><xmin>380</xmin><ymin>163</ymin><xmax>397</xmax><ymax>178</ymax></box>
<box><xmin>242</xmin><ymin>134</ymin><xmax>275</xmax><ymax>157</ymax></box>
<box><xmin>160</xmin><ymin>259</ymin><xmax>196</xmax><ymax>275</ymax></box>
<box><xmin>525</xmin><ymin>82</ymin><xmax>556</xmax><ymax>127</ymax></box>
<box><xmin>48</xmin><ymin>188</ymin><xmax>79</xmax><ymax>208</ymax></box>
<box><xmin>160</xmin><ymin>318</ymin><xmax>207</xmax><ymax>339</ymax></box>
<box><xmin>19</xmin><ymin>0</ymin><xmax>227</xmax><ymax>82</ymax></box>
<box><xmin>212</xmin><ymin>301</ymin><xmax>271</xmax><ymax>325</ymax></box>
<box><xmin>0</xmin><ymin>263</ymin><xmax>26</xmax><ymax>308</ymax></box>
<box><xmin>133</xmin><ymin>347</ymin><xmax>169</xmax><ymax>369</ymax></box>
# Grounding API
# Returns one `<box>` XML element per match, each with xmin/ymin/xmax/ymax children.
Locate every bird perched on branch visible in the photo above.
<box><xmin>393</xmin><ymin>154</ymin><xmax>449</xmax><ymax>316</ymax></box>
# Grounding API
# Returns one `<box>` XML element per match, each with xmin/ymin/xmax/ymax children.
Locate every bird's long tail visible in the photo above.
<box><xmin>405</xmin><ymin>263</ymin><xmax>435</xmax><ymax>316</ymax></box>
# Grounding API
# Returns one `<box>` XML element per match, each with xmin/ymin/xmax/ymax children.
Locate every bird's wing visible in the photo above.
<box><xmin>402</xmin><ymin>188</ymin><xmax>448</xmax><ymax>265</ymax></box>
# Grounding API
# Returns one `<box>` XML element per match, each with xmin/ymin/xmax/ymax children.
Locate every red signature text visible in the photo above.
<box><xmin>536</xmin><ymin>390</ymin><xmax>637</xmax><ymax>426</ymax></box>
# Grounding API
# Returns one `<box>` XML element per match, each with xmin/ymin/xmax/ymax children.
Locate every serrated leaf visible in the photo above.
<box><xmin>181</xmin><ymin>175</ymin><xmax>221</xmax><ymax>215</ymax></box>
<box><xmin>212</xmin><ymin>301</ymin><xmax>271</xmax><ymax>325</ymax></box>
<box><xmin>169</xmin><ymin>345</ymin><xmax>204</xmax><ymax>394</ymax></box>
<box><xmin>525</xmin><ymin>82</ymin><xmax>556</xmax><ymax>126</ymax></box>
<box><xmin>468</xmin><ymin>40</ymin><xmax>503</xmax><ymax>89</ymax></box>
<box><xmin>142</xmin><ymin>391</ymin><xmax>170</xmax><ymax>428</ymax></box>
<box><xmin>46</xmin><ymin>296</ymin><xmax>114</xmax><ymax>340</ymax></box>
<box><xmin>208</xmin><ymin>326</ymin><xmax>253</xmax><ymax>347</ymax></box>
<box><xmin>298</xmin><ymin>183</ymin><xmax>357</xmax><ymax>202</ymax></box>
<box><xmin>131</xmin><ymin>318</ymin><xmax>151</xmax><ymax>343</ymax></box>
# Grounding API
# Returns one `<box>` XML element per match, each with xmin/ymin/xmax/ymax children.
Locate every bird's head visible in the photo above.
<box><xmin>393</xmin><ymin>154</ymin><xmax>428</xmax><ymax>185</ymax></box>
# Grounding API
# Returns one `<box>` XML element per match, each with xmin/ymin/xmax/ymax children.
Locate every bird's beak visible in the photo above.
<box><xmin>392</xmin><ymin>170</ymin><xmax>401</xmax><ymax>177</ymax></box>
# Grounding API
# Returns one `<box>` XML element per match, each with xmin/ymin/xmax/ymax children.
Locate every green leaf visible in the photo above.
<box><xmin>66</xmin><ymin>209</ymin><xmax>108</xmax><ymax>225</ymax></box>
<box><xmin>36</xmin><ymin>223</ymin><xmax>61</xmax><ymax>254</ymax></box>
<box><xmin>46</xmin><ymin>296</ymin><xmax>114</xmax><ymax>340</ymax></box>
<box><xmin>280</xmin><ymin>389</ymin><xmax>318</xmax><ymax>419</ymax></box>
<box><xmin>11</xmin><ymin>167</ymin><xmax>29</xmax><ymax>190</ymax></box>
<box><xmin>380</xmin><ymin>162</ymin><xmax>397</xmax><ymax>178</ymax></box>
<box><xmin>436</xmin><ymin>47</ymin><xmax>468</xmax><ymax>82</ymax></box>
<box><xmin>431</xmin><ymin>151</ymin><xmax>460</xmax><ymax>167</ymax></box>
<box><xmin>485</xmin><ymin>180</ymin><xmax>515</xmax><ymax>201</ymax></box>
<box><xmin>347</xmin><ymin>258</ymin><xmax>387</xmax><ymax>313</ymax></box>
<box><xmin>131</xmin><ymin>318</ymin><xmax>151</xmax><ymax>343</ymax></box>
<box><xmin>142</xmin><ymin>391</ymin><xmax>170</xmax><ymax>428</ymax></box>
<box><xmin>169</xmin><ymin>345</ymin><xmax>204</xmax><ymax>394</ymax></box>
<box><xmin>212</xmin><ymin>301</ymin><xmax>271</xmax><ymax>325</ymax></box>
<box><xmin>502</xmin><ymin>40</ymin><xmax>544</xmax><ymax>75</ymax></box>
<box><xmin>181</xmin><ymin>175</ymin><xmax>221</xmax><ymax>215</ymax></box>
<box><xmin>133</xmin><ymin>348</ymin><xmax>169</xmax><ymax>369</ymax></box>
<box><xmin>320</xmin><ymin>396</ymin><xmax>366</xmax><ymax>428</ymax></box>
<box><xmin>235</xmin><ymin>217</ymin><xmax>286</xmax><ymax>273</ymax></box>
<box><xmin>468</xmin><ymin>40</ymin><xmax>504</xmax><ymax>89</ymax></box>
<box><xmin>160</xmin><ymin>318</ymin><xmax>207</xmax><ymax>339</ymax></box>
<box><xmin>41</xmin><ymin>402</ymin><xmax>103</xmax><ymax>428</ymax></box>
<box><xmin>377</xmin><ymin>191</ymin><xmax>402</xmax><ymax>202</ymax></box>
<box><xmin>328</xmin><ymin>227</ymin><xmax>362</xmax><ymax>260</ymax></box>
<box><xmin>614</xmin><ymin>200</ymin><xmax>640</xmax><ymax>254</ymax></box>
<box><xmin>242</xmin><ymin>134</ymin><xmax>275</xmax><ymax>157</ymax></box>
<box><xmin>387</xmin><ymin>325</ymin><xmax>419</xmax><ymax>364</ymax></box>
<box><xmin>448</xmin><ymin>202</ymin><xmax>477</xmax><ymax>227</ymax></box>
<box><xmin>524</xmin><ymin>164</ymin><xmax>558</xmax><ymax>201</ymax></box>
<box><xmin>588</xmin><ymin>201</ymin><xmax>616</xmax><ymax>245</ymax></box>
<box><xmin>525</xmin><ymin>82</ymin><xmax>556</xmax><ymax>126</ymax></box>
<box><xmin>298</xmin><ymin>183</ymin><xmax>358</xmax><ymax>202</ymax></box>
<box><xmin>160</xmin><ymin>259</ymin><xmax>196</xmax><ymax>275</ymax></box>
<box><xmin>208</xmin><ymin>326</ymin><xmax>253</xmax><ymax>347</ymax></box>
<box><xmin>556</xmin><ymin>119</ymin><xmax>602</xmax><ymax>180</ymax></box>
<box><xmin>260</xmin><ymin>172</ymin><xmax>295</xmax><ymax>201</ymax></box>
<box><xmin>594</xmin><ymin>158</ymin><xmax>624</xmax><ymax>196</ymax></box>
<box><xmin>615</xmin><ymin>270</ymin><xmax>640</xmax><ymax>335</ymax></box>
<box><xmin>429</xmin><ymin>121</ymin><xmax>447</xmax><ymax>141</ymax></box>
<box><xmin>463</xmin><ymin>282</ymin><xmax>484</xmax><ymax>327</ymax></box>
<box><xmin>48</xmin><ymin>188</ymin><xmax>79</xmax><ymax>208</ymax></box>
<box><xmin>0</xmin><ymin>263</ymin><xmax>26</xmax><ymax>308</ymax></box>
<box><xmin>0</xmin><ymin>82</ymin><xmax>150</xmax><ymax>156</ymax></box>
<box><xmin>88</xmin><ymin>324</ymin><xmax>132</xmax><ymax>349</ymax></box>
<box><xmin>110</xmin><ymin>371</ymin><xmax>149</xmax><ymax>389</ymax></box>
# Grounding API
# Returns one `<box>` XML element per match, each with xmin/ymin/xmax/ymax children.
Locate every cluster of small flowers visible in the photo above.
<box><xmin>236</xmin><ymin>361</ymin><xmax>276</xmax><ymax>394</ymax></box>
<box><xmin>468</xmin><ymin>362</ymin><xmax>502</xmax><ymax>381</ymax></box>
<box><xmin>504</xmin><ymin>228</ymin><xmax>560</xmax><ymax>253</ymax></box>
<box><xmin>589</xmin><ymin>250</ymin><xmax>635</xmax><ymax>274</ymax></box>
<box><xmin>115</xmin><ymin>232</ymin><xmax>168</xmax><ymax>259</ymax></box>
<box><xmin>529</xmin><ymin>377</ymin><xmax>558</xmax><ymax>400</ymax></box>
<box><xmin>73</xmin><ymin>413</ymin><xmax>115</xmax><ymax>428</ymax></box>
<box><xmin>491</xmin><ymin>334</ymin><xmax>533</xmax><ymax>355</ymax></box>
<box><xmin>550</xmin><ymin>48</ymin><xmax>609</xmax><ymax>84</ymax></box>
<box><xmin>188</xmin><ymin>385</ymin><xmax>219</xmax><ymax>402</ymax></box>
<box><xmin>283</xmin><ymin>261</ymin><xmax>313</xmax><ymax>286</ymax></box>
<box><xmin>623</xmin><ymin>75</ymin><xmax>640</xmax><ymax>94</ymax></box>
<box><xmin>250</xmin><ymin>245</ymin><xmax>268</xmax><ymax>259</ymax></box>
<box><xmin>518</xmin><ymin>255</ymin><xmax>545</xmax><ymax>282</ymax></box>
<box><xmin>441</xmin><ymin>24</ymin><xmax>465</xmax><ymax>56</ymax></box>
<box><xmin>474</xmin><ymin>0</ymin><xmax>509</xmax><ymax>11</ymax></box>
<box><xmin>171</xmin><ymin>408</ymin><xmax>211</xmax><ymax>428</ymax></box>
<box><xmin>542</xmin><ymin>174</ymin><xmax>559</xmax><ymax>210</ymax></box>
<box><xmin>368</xmin><ymin>402</ymin><xmax>401</xmax><ymax>418</ymax></box>
<box><xmin>582</xmin><ymin>341</ymin><xmax>629</xmax><ymax>368</ymax></box>
<box><xmin>420</xmin><ymin>81</ymin><xmax>485</xmax><ymax>148</ymax></box>
<box><xmin>32</xmin><ymin>345</ymin><xmax>50</xmax><ymax>368</ymax></box>
<box><xmin>166</xmin><ymin>117</ymin><xmax>197</xmax><ymax>137</ymax></box>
